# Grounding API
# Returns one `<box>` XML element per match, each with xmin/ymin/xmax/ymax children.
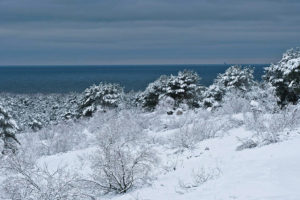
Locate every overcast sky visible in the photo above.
<box><xmin>0</xmin><ymin>0</ymin><xmax>299</xmax><ymax>65</ymax></box>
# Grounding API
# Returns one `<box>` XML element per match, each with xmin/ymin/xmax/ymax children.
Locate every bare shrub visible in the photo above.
<box><xmin>37</xmin><ymin>121</ymin><xmax>87</xmax><ymax>155</ymax></box>
<box><xmin>241</xmin><ymin>106</ymin><xmax>300</xmax><ymax>149</ymax></box>
<box><xmin>88</xmin><ymin>144</ymin><xmax>157</xmax><ymax>194</ymax></box>
<box><xmin>82</xmin><ymin>112</ymin><xmax>158</xmax><ymax>195</ymax></box>
<box><xmin>86</xmin><ymin>109</ymin><xmax>145</xmax><ymax>138</ymax></box>
<box><xmin>171</xmin><ymin>117</ymin><xmax>223</xmax><ymax>150</ymax></box>
<box><xmin>18</xmin><ymin>121</ymin><xmax>87</xmax><ymax>157</ymax></box>
<box><xmin>176</xmin><ymin>167</ymin><xmax>221</xmax><ymax>193</ymax></box>
<box><xmin>0</xmin><ymin>152</ymin><xmax>85</xmax><ymax>200</ymax></box>
<box><xmin>236</xmin><ymin>137</ymin><xmax>258</xmax><ymax>151</ymax></box>
<box><xmin>243</xmin><ymin>112</ymin><xmax>280</xmax><ymax>146</ymax></box>
<box><xmin>219</xmin><ymin>91</ymin><xmax>251</xmax><ymax>114</ymax></box>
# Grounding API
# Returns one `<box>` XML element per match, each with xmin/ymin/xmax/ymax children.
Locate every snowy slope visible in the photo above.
<box><xmin>37</xmin><ymin>126</ymin><xmax>300</xmax><ymax>200</ymax></box>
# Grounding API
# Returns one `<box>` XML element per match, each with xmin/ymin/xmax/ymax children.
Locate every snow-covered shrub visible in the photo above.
<box><xmin>0</xmin><ymin>106</ymin><xmax>20</xmax><ymax>154</ymax></box>
<box><xmin>245</xmin><ymin>83</ymin><xmax>280</xmax><ymax>113</ymax></box>
<box><xmin>85</xmin><ymin>111</ymin><xmax>158</xmax><ymax>194</ymax></box>
<box><xmin>160</xmin><ymin>110</ymin><xmax>192</xmax><ymax>130</ymax></box>
<box><xmin>139</xmin><ymin>70</ymin><xmax>203</xmax><ymax>110</ymax></box>
<box><xmin>264</xmin><ymin>48</ymin><xmax>300</xmax><ymax>106</ymax></box>
<box><xmin>89</xmin><ymin>143</ymin><xmax>157</xmax><ymax>194</ymax></box>
<box><xmin>219</xmin><ymin>83</ymin><xmax>279</xmax><ymax>115</ymax></box>
<box><xmin>171</xmin><ymin>116</ymin><xmax>224</xmax><ymax>150</ymax></box>
<box><xmin>201</xmin><ymin>84</ymin><xmax>224</xmax><ymax>108</ymax></box>
<box><xmin>36</xmin><ymin>121</ymin><xmax>87</xmax><ymax>155</ymax></box>
<box><xmin>177</xmin><ymin>167</ymin><xmax>221</xmax><ymax>193</ymax></box>
<box><xmin>243</xmin><ymin>112</ymin><xmax>279</xmax><ymax>144</ymax></box>
<box><xmin>219</xmin><ymin>90</ymin><xmax>251</xmax><ymax>114</ymax></box>
<box><xmin>242</xmin><ymin>105</ymin><xmax>300</xmax><ymax>148</ymax></box>
<box><xmin>120</xmin><ymin>91</ymin><xmax>141</xmax><ymax>109</ymax></box>
<box><xmin>86</xmin><ymin>108</ymin><xmax>146</xmax><ymax>138</ymax></box>
<box><xmin>202</xmin><ymin>66</ymin><xmax>255</xmax><ymax>109</ymax></box>
<box><xmin>12</xmin><ymin>120</ymin><xmax>88</xmax><ymax>158</ymax></box>
<box><xmin>78</xmin><ymin>83</ymin><xmax>123</xmax><ymax>117</ymax></box>
<box><xmin>273</xmin><ymin>104</ymin><xmax>300</xmax><ymax>131</ymax></box>
<box><xmin>0</xmin><ymin>152</ymin><xmax>84</xmax><ymax>200</ymax></box>
<box><xmin>236</xmin><ymin>138</ymin><xmax>258</xmax><ymax>151</ymax></box>
<box><xmin>246</xmin><ymin>104</ymin><xmax>300</xmax><ymax>135</ymax></box>
<box><xmin>0</xmin><ymin>93</ymin><xmax>80</xmax><ymax>131</ymax></box>
<box><xmin>155</xmin><ymin>96</ymin><xmax>175</xmax><ymax>114</ymax></box>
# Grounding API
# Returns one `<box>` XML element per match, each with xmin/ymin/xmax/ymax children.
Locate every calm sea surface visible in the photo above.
<box><xmin>0</xmin><ymin>65</ymin><xmax>268</xmax><ymax>93</ymax></box>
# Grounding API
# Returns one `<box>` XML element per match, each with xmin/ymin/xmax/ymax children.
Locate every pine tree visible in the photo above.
<box><xmin>79</xmin><ymin>83</ymin><xmax>123</xmax><ymax>117</ymax></box>
<box><xmin>138</xmin><ymin>70</ymin><xmax>203</xmax><ymax>110</ymax></box>
<box><xmin>202</xmin><ymin>65</ymin><xmax>254</xmax><ymax>108</ymax></box>
<box><xmin>165</xmin><ymin>70</ymin><xmax>203</xmax><ymax>107</ymax></box>
<box><xmin>138</xmin><ymin>75</ymin><xmax>169</xmax><ymax>110</ymax></box>
<box><xmin>215</xmin><ymin>65</ymin><xmax>254</xmax><ymax>91</ymax></box>
<box><xmin>202</xmin><ymin>84</ymin><xmax>225</xmax><ymax>108</ymax></box>
<box><xmin>0</xmin><ymin>105</ymin><xmax>20</xmax><ymax>154</ymax></box>
<box><xmin>264</xmin><ymin>48</ymin><xmax>300</xmax><ymax>106</ymax></box>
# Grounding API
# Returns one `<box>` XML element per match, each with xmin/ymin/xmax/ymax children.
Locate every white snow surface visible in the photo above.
<box><xmin>37</xmin><ymin>125</ymin><xmax>300</xmax><ymax>200</ymax></box>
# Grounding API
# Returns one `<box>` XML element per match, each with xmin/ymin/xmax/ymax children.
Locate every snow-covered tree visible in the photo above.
<box><xmin>0</xmin><ymin>93</ymin><xmax>80</xmax><ymax>131</ymax></box>
<box><xmin>78</xmin><ymin>83</ymin><xmax>124</xmax><ymax>117</ymax></box>
<box><xmin>201</xmin><ymin>84</ymin><xmax>225</xmax><ymax>108</ymax></box>
<box><xmin>0</xmin><ymin>152</ymin><xmax>84</xmax><ymax>200</ymax></box>
<box><xmin>202</xmin><ymin>65</ymin><xmax>255</xmax><ymax>108</ymax></box>
<box><xmin>85</xmin><ymin>111</ymin><xmax>158</xmax><ymax>194</ymax></box>
<box><xmin>245</xmin><ymin>83</ymin><xmax>279</xmax><ymax>113</ymax></box>
<box><xmin>214</xmin><ymin>65</ymin><xmax>254</xmax><ymax>92</ymax></box>
<box><xmin>264</xmin><ymin>48</ymin><xmax>300</xmax><ymax>106</ymax></box>
<box><xmin>139</xmin><ymin>70</ymin><xmax>203</xmax><ymax>110</ymax></box>
<box><xmin>0</xmin><ymin>106</ymin><xmax>20</xmax><ymax>154</ymax></box>
<box><xmin>165</xmin><ymin>70</ymin><xmax>203</xmax><ymax>108</ymax></box>
<box><xmin>138</xmin><ymin>75</ymin><xmax>169</xmax><ymax>110</ymax></box>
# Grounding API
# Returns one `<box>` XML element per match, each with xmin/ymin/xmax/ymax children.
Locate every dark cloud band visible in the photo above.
<box><xmin>0</xmin><ymin>0</ymin><xmax>299</xmax><ymax>64</ymax></box>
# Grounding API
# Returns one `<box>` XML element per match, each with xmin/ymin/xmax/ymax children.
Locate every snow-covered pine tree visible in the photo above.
<box><xmin>201</xmin><ymin>84</ymin><xmax>225</xmax><ymax>108</ymax></box>
<box><xmin>138</xmin><ymin>70</ymin><xmax>203</xmax><ymax>110</ymax></box>
<box><xmin>165</xmin><ymin>70</ymin><xmax>203</xmax><ymax>108</ymax></box>
<box><xmin>138</xmin><ymin>75</ymin><xmax>169</xmax><ymax>110</ymax></box>
<box><xmin>264</xmin><ymin>48</ymin><xmax>300</xmax><ymax>106</ymax></box>
<box><xmin>0</xmin><ymin>105</ymin><xmax>20</xmax><ymax>154</ymax></box>
<box><xmin>78</xmin><ymin>83</ymin><xmax>124</xmax><ymax>117</ymax></box>
<box><xmin>202</xmin><ymin>65</ymin><xmax>254</xmax><ymax>108</ymax></box>
<box><xmin>215</xmin><ymin>65</ymin><xmax>254</xmax><ymax>91</ymax></box>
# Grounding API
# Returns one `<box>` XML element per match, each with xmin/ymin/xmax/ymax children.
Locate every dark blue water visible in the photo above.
<box><xmin>0</xmin><ymin>65</ymin><xmax>268</xmax><ymax>93</ymax></box>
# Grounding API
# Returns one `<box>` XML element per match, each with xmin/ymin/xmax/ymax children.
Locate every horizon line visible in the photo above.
<box><xmin>0</xmin><ymin>63</ymin><xmax>270</xmax><ymax>67</ymax></box>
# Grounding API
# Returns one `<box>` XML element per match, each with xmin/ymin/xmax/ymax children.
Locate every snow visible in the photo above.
<box><xmin>1</xmin><ymin>48</ymin><xmax>300</xmax><ymax>199</ymax></box>
<box><xmin>34</xmin><ymin>124</ymin><xmax>300</xmax><ymax>200</ymax></box>
<box><xmin>37</xmin><ymin>147</ymin><xmax>96</xmax><ymax>175</ymax></box>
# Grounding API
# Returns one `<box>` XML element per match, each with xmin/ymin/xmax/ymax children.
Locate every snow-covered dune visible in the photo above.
<box><xmin>35</xmin><ymin>125</ymin><xmax>300</xmax><ymax>200</ymax></box>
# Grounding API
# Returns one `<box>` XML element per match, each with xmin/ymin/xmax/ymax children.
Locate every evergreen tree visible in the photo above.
<box><xmin>202</xmin><ymin>65</ymin><xmax>254</xmax><ymax>108</ymax></box>
<box><xmin>139</xmin><ymin>70</ymin><xmax>203</xmax><ymax>110</ymax></box>
<box><xmin>264</xmin><ymin>48</ymin><xmax>300</xmax><ymax>106</ymax></box>
<box><xmin>138</xmin><ymin>75</ymin><xmax>169</xmax><ymax>110</ymax></box>
<box><xmin>79</xmin><ymin>83</ymin><xmax>123</xmax><ymax>117</ymax></box>
<box><xmin>215</xmin><ymin>65</ymin><xmax>254</xmax><ymax>91</ymax></box>
<box><xmin>202</xmin><ymin>84</ymin><xmax>225</xmax><ymax>108</ymax></box>
<box><xmin>165</xmin><ymin>70</ymin><xmax>203</xmax><ymax>107</ymax></box>
<box><xmin>0</xmin><ymin>105</ymin><xmax>20</xmax><ymax>154</ymax></box>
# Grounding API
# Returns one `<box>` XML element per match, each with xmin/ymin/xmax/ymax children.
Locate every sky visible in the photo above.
<box><xmin>0</xmin><ymin>0</ymin><xmax>299</xmax><ymax>65</ymax></box>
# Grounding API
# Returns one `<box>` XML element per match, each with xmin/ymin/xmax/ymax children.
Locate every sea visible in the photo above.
<box><xmin>0</xmin><ymin>64</ymin><xmax>268</xmax><ymax>94</ymax></box>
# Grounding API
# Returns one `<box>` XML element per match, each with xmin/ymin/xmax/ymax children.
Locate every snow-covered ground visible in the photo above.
<box><xmin>33</xmin><ymin>119</ymin><xmax>300</xmax><ymax>200</ymax></box>
<box><xmin>1</xmin><ymin>48</ymin><xmax>300</xmax><ymax>200</ymax></box>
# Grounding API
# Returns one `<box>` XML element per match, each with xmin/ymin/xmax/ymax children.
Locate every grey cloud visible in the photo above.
<box><xmin>0</xmin><ymin>0</ymin><xmax>299</xmax><ymax>23</ymax></box>
<box><xmin>0</xmin><ymin>0</ymin><xmax>299</xmax><ymax>65</ymax></box>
